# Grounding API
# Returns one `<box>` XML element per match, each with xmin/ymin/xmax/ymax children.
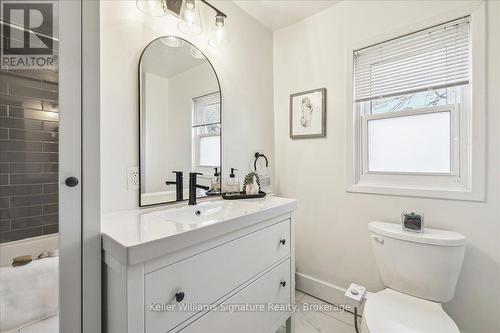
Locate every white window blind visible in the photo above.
<box><xmin>354</xmin><ymin>17</ymin><xmax>470</xmax><ymax>102</ymax></box>
<box><xmin>193</xmin><ymin>92</ymin><xmax>220</xmax><ymax>127</ymax></box>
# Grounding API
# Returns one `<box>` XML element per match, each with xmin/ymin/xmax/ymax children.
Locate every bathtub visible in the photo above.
<box><xmin>0</xmin><ymin>234</ymin><xmax>59</xmax><ymax>333</ymax></box>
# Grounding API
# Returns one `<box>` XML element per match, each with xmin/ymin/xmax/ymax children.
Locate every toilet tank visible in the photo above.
<box><xmin>369</xmin><ymin>222</ymin><xmax>466</xmax><ymax>303</ymax></box>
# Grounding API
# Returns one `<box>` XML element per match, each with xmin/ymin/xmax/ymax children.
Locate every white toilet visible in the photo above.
<box><xmin>362</xmin><ymin>221</ymin><xmax>466</xmax><ymax>333</ymax></box>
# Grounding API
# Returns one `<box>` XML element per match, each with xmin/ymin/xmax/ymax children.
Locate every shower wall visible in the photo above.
<box><xmin>0</xmin><ymin>45</ymin><xmax>59</xmax><ymax>243</ymax></box>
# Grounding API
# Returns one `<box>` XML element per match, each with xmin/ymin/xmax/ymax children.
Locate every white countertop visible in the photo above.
<box><xmin>101</xmin><ymin>196</ymin><xmax>297</xmax><ymax>265</ymax></box>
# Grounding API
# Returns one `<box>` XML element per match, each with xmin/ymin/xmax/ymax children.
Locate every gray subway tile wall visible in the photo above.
<box><xmin>0</xmin><ymin>65</ymin><xmax>59</xmax><ymax>243</ymax></box>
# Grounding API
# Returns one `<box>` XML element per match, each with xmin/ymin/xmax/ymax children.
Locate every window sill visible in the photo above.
<box><xmin>346</xmin><ymin>182</ymin><xmax>485</xmax><ymax>202</ymax></box>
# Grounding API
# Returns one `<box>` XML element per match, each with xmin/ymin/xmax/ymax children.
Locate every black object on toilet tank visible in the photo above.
<box><xmin>401</xmin><ymin>212</ymin><xmax>424</xmax><ymax>232</ymax></box>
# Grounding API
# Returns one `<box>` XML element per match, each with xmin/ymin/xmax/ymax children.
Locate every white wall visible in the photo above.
<box><xmin>273</xmin><ymin>1</ymin><xmax>500</xmax><ymax>332</ymax></box>
<box><xmin>144</xmin><ymin>72</ymin><xmax>169</xmax><ymax>193</ymax></box>
<box><xmin>101</xmin><ymin>0</ymin><xmax>274</xmax><ymax>212</ymax></box>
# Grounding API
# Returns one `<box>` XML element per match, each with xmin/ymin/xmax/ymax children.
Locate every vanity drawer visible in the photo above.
<box><xmin>145</xmin><ymin>219</ymin><xmax>290</xmax><ymax>333</ymax></box>
<box><xmin>180</xmin><ymin>258</ymin><xmax>292</xmax><ymax>333</ymax></box>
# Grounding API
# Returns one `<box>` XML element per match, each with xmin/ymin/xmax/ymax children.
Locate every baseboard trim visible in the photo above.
<box><xmin>296</xmin><ymin>272</ymin><xmax>346</xmax><ymax>305</ymax></box>
<box><xmin>295</xmin><ymin>272</ymin><xmax>365</xmax><ymax>314</ymax></box>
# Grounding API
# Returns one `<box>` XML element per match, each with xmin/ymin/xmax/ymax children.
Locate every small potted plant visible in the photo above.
<box><xmin>243</xmin><ymin>172</ymin><xmax>261</xmax><ymax>195</ymax></box>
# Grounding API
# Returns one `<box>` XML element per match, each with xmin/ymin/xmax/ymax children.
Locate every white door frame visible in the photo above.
<box><xmin>82</xmin><ymin>0</ymin><xmax>101</xmax><ymax>332</ymax></box>
<box><xmin>59</xmin><ymin>1</ymin><xmax>100</xmax><ymax>332</ymax></box>
<box><xmin>82</xmin><ymin>1</ymin><xmax>101</xmax><ymax>333</ymax></box>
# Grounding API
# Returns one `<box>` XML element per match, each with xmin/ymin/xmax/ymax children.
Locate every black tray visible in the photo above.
<box><xmin>222</xmin><ymin>191</ymin><xmax>266</xmax><ymax>200</ymax></box>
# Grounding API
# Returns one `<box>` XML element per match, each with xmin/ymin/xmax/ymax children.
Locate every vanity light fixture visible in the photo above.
<box><xmin>136</xmin><ymin>0</ymin><xmax>228</xmax><ymax>47</ymax></box>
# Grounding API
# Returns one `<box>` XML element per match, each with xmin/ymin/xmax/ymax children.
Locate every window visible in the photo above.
<box><xmin>366</xmin><ymin>109</ymin><xmax>453</xmax><ymax>174</ymax></box>
<box><xmin>199</xmin><ymin>135</ymin><xmax>220</xmax><ymax>166</ymax></box>
<box><xmin>347</xmin><ymin>13</ymin><xmax>486</xmax><ymax>201</ymax></box>
<box><xmin>192</xmin><ymin>92</ymin><xmax>221</xmax><ymax>169</ymax></box>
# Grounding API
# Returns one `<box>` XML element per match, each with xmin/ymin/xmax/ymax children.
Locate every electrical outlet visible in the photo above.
<box><xmin>127</xmin><ymin>167</ymin><xmax>139</xmax><ymax>191</ymax></box>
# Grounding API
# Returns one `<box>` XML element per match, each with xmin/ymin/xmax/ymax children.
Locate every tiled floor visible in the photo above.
<box><xmin>277</xmin><ymin>290</ymin><xmax>360</xmax><ymax>333</ymax></box>
<box><xmin>12</xmin><ymin>316</ymin><xmax>58</xmax><ymax>333</ymax></box>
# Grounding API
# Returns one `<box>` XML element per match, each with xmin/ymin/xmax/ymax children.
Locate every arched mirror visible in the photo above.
<box><xmin>139</xmin><ymin>36</ymin><xmax>221</xmax><ymax>207</ymax></box>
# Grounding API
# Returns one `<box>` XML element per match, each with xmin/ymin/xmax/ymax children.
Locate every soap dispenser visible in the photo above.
<box><xmin>225</xmin><ymin>168</ymin><xmax>240</xmax><ymax>196</ymax></box>
<box><xmin>210</xmin><ymin>167</ymin><xmax>221</xmax><ymax>193</ymax></box>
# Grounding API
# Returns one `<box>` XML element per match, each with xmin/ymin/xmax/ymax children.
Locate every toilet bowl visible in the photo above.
<box><xmin>361</xmin><ymin>289</ymin><xmax>459</xmax><ymax>333</ymax></box>
<box><xmin>363</xmin><ymin>222</ymin><xmax>466</xmax><ymax>333</ymax></box>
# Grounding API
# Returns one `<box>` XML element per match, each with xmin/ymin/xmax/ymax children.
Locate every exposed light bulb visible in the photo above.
<box><xmin>216</xmin><ymin>26</ymin><xmax>224</xmax><ymax>40</ymax></box>
<box><xmin>177</xmin><ymin>0</ymin><xmax>203</xmax><ymax>36</ymax></box>
<box><xmin>185</xmin><ymin>10</ymin><xmax>194</xmax><ymax>24</ymax></box>
<box><xmin>185</xmin><ymin>0</ymin><xmax>195</xmax><ymax>10</ymax></box>
<box><xmin>184</xmin><ymin>0</ymin><xmax>195</xmax><ymax>25</ymax></box>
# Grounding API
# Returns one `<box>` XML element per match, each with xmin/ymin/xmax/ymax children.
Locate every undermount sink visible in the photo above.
<box><xmin>152</xmin><ymin>200</ymin><xmax>266</xmax><ymax>226</ymax></box>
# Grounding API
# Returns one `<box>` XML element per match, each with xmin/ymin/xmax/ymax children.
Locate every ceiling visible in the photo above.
<box><xmin>232</xmin><ymin>0</ymin><xmax>340</xmax><ymax>31</ymax></box>
<box><xmin>142</xmin><ymin>39</ymin><xmax>208</xmax><ymax>78</ymax></box>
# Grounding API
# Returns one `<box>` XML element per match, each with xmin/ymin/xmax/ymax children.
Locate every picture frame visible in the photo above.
<box><xmin>289</xmin><ymin>88</ymin><xmax>326</xmax><ymax>139</ymax></box>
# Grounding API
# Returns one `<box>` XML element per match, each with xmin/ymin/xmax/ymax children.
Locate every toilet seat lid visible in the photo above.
<box><xmin>363</xmin><ymin>289</ymin><xmax>459</xmax><ymax>333</ymax></box>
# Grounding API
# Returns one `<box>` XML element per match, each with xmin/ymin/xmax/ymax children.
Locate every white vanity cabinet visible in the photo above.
<box><xmin>102</xmin><ymin>197</ymin><xmax>297</xmax><ymax>333</ymax></box>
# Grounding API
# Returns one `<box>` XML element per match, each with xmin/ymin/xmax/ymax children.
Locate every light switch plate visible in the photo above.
<box><xmin>127</xmin><ymin>167</ymin><xmax>139</xmax><ymax>190</ymax></box>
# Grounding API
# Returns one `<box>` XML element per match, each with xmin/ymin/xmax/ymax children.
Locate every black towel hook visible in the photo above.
<box><xmin>254</xmin><ymin>152</ymin><xmax>269</xmax><ymax>172</ymax></box>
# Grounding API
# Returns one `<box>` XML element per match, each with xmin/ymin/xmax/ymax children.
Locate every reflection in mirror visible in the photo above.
<box><xmin>139</xmin><ymin>36</ymin><xmax>221</xmax><ymax>207</ymax></box>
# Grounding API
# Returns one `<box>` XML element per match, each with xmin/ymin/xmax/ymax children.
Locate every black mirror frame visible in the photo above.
<box><xmin>138</xmin><ymin>36</ymin><xmax>222</xmax><ymax>207</ymax></box>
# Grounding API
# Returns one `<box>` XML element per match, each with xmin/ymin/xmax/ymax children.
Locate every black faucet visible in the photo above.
<box><xmin>165</xmin><ymin>171</ymin><xmax>183</xmax><ymax>202</ymax></box>
<box><xmin>189</xmin><ymin>172</ymin><xmax>210</xmax><ymax>205</ymax></box>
